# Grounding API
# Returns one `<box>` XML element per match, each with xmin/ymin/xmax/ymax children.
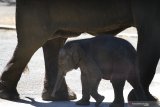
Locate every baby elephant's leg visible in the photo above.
<box><xmin>89</xmin><ymin>76</ymin><xmax>105</xmax><ymax>107</ymax></box>
<box><xmin>110</xmin><ymin>76</ymin><xmax>125</xmax><ymax>107</ymax></box>
<box><xmin>76</xmin><ymin>74</ymin><xmax>90</xmax><ymax>105</ymax></box>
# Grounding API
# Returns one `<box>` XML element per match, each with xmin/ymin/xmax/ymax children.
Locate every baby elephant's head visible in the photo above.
<box><xmin>58</xmin><ymin>43</ymin><xmax>81</xmax><ymax>75</ymax></box>
<box><xmin>52</xmin><ymin>42</ymin><xmax>83</xmax><ymax>97</ymax></box>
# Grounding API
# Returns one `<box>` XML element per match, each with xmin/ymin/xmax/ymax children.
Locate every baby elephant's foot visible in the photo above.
<box><xmin>109</xmin><ymin>103</ymin><xmax>124</xmax><ymax>107</ymax></box>
<box><xmin>76</xmin><ymin>98</ymin><xmax>90</xmax><ymax>105</ymax></box>
<box><xmin>95</xmin><ymin>96</ymin><xmax>105</xmax><ymax>107</ymax></box>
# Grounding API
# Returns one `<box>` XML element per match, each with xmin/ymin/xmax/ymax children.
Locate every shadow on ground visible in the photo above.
<box><xmin>9</xmin><ymin>97</ymin><xmax>159</xmax><ymax>107</ymax></box>
<box><xmin>14</xmin><ymin>97</ymin><xmax>109</xmax><ymax>107</ymax></box>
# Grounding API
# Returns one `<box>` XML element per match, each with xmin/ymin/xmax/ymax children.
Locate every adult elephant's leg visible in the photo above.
<box><xmin>0</xmin><ymin>0</ymin><xmax>52</xmax><ymax>100</ymax></box>
<box><xmin>42</xmin><ymin>38</ymin><xmax>76</xmax><ymax>101</ymax></box>
<box><xmin>128</xmin><ymin>1</ymin><xmax>160</xmax><ymax>101</ymax></box>
<box><xmin>0</xmin><ymin>34</ymin><xmax>47</xmax><ymax>100</ymax></box>
<box><xmin>138</xmin><ymin>36</ymin><xmax>159</xmax><ymax>101</ymax></box>
<box><xmin>128</xmin><ymin>26</ymin><xmax>160</xmax><ymax>101</ymax></box>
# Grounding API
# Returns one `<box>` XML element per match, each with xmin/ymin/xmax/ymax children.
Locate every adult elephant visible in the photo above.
<box><xmin>0</xmin><ymin>0</ymin><xmax>159</xmax><ymax>101</ymax></box>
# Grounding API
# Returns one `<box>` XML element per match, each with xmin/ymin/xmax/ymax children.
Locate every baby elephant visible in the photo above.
<box><xmin>52</xmin><ymin>36</ymin><xmax>146</xmax><ymax>107</ymax></box>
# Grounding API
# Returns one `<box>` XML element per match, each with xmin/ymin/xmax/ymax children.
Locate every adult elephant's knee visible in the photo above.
<box><xmin>42</xmin><ymin>38</ymin><xmax>76</xmax><ymax>101</ymax></box>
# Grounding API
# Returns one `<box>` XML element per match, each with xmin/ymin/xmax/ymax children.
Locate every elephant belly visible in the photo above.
<box><xmin>100</xmin><ymin>63</ymin><xmax>112</xmax><ymax>80</ymax></box>
<box><xmin>102</xmin><ymin>74</ymin><xmax>111</xmax><ymax>80</ymax></box>
<box><xmin>49</xmin><ymin>0</ymin><xmax>132</xmax><ymax>35</ymax></box>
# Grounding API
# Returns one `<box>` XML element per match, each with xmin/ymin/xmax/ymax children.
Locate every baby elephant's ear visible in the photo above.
<box><xmin>71</xmin><ymin>43</ymin><xmax>83</xmax><ymax>65</ymax></box>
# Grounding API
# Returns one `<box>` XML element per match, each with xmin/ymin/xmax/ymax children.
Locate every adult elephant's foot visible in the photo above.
<box><xmin>0</xmin><ymin>81</ymin><xmax>19</xmax><ymax>100</ymax></box>
<box><xmin>128</xmin><ymin>89</ymin><xmax>158</xmax><ymax>102</ymax></box>
<box><xmin>42</xmin><ymin>86</ymin><xmax>76</xmax><ymax>101</ymax></box>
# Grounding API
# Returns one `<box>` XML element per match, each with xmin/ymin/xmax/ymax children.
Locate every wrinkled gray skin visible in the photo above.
<box><xmin>0</xmin><ymin>0</ymin><xmax>159</xmax><ymax>101</ymax></box>
<box><xmin>52</xmin><ymin>36</ymin><xmax>146</xmax><ymax>107</ymax></box>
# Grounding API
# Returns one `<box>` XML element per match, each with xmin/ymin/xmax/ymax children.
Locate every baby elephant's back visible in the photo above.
<box><xmin>87</xmin><ymin>36</ymin><xmax>137</xmax><ymax>79</ymax></box>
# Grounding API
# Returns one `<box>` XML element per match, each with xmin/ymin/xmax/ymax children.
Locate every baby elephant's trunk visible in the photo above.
<box><xmin>51</xmin><ymin>70</ymin><xmax>64</xmax><ymax>97</ymax></box>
